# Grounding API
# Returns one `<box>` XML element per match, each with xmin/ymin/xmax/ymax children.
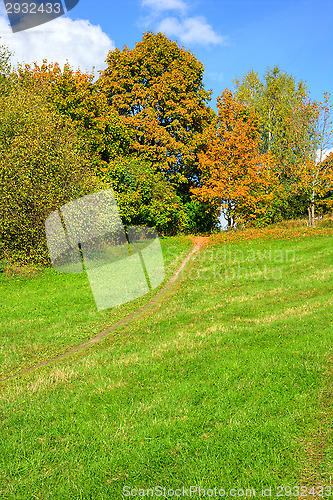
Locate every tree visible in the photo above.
<box><xmin>0</xmin><ymin>40</ymin><xmax>12</xmax><ymax>95</ymax></box>
<box><xmin>234</xmin><ymin>66</ymin><xmax>307</xmax><ymax>159</ymax></box>
<box><xmin>233</xmin><ymin>66</ymin><xmax>309</xmax><ymax>219</ymax></box>
<box><xmin>316</xmin><ymin>152</ymin><xmax>333</xmax><ymax>215</ymax></box>
<box><xmin>14</xmin><ymin>60</ymin><xmax>132</xmax><ymax>169</ymax></box>
<box><xmin>14</xmin><ymin>58</ymin><xmax>211</xmax><ymax>235</ymax></box>
<box><xmin>289</xmin><ymin>93</ymin><xmax>333</xmax><ymax>227</ymax></box>
<box><xmin>192</xmin><ymin>89</ymin><xmax>280</xmax><ymax>228</ymax></box>
<box><xmin>98</xmin><ymin>31</ymin><xmax>215</xmax><ymax>196</ymax></box>
<box><xmin>0</xmin><ymin>86</ymin><xmax>102</xmax><ymax>265</ymax></box>
<box><xmin>104</xmin><ymin>157</ymin><xmax>190</xmax><ymax>235</ymax></box>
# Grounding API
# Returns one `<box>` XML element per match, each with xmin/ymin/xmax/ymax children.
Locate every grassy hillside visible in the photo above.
<box><xmin>0</xmin><ymin>227</ymin><xmax>332</xmax><ymax>499</ymax></box>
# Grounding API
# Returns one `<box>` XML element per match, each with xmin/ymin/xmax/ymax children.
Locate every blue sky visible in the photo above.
<box><xmin>0</xmin><ymin>0</ymin><xmax>332</xmax><ymax>110</ymax></box>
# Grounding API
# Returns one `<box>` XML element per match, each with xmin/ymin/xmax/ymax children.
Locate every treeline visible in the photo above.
<box><xmin>0</xmin><ymin>32</ymin><xmax>332</xmax><ymax>265</ymax></box>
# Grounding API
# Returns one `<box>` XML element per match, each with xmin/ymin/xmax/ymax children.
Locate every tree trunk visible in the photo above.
<box><xmin>268</xmin><ymin>108</ymin><xmax>271</xmax><ymax>152</ymax></box>
<box><xmin>308</xmin><ymin>191</ymin><xmax>315</xmax><ymax>227</ymax></box>
<box><xmin>227</xmin><ymin>199</ymin><xmax>232</xmax><ymax>229</ymax></box>
<box><xmin>311</xmin><ymin>194</ymin><xmax>315</xmax><ymax>228</ymax></box>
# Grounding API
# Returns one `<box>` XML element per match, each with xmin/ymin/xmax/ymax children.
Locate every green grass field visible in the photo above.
<box><xmin>0</xmin><ymin>226</ymin><xmax>332</xmax><ymax>499</ymax></box>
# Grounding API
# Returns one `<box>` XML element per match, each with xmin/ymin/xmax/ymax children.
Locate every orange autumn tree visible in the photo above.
<box><xmin>14</xmin><ymin>60</ymin><xmax>132</xmax><ymax>167</ymax></box>
<box><xmin>192</xmin><ymin>89</ymin><xmax>280</xmax><ymax>228</ymax></box>
<box><xmin>98</xmin><ymin>32</ymin><xmax>214</xmax><ymax>194</ymax></box>
<box><xmin>13</xmin><ymin>60</ymin><xmax>192</xmax><ymax>235</ymax></box>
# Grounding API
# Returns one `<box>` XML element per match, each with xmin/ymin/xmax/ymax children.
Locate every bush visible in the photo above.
<box><xmin>0</xmin><ymin>86</ymin><xmax>102</xmax><ymax>265</ymax></box>
<box><xmin>104</xmin><ymin>157</ymin><xmax>191</xmax><ymax>236</ymax></box>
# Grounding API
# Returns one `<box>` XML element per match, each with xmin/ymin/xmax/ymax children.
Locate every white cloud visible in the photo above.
<box><xmin>140</xmin><ymin>0</ymin><xmax>226</xmax><ymax>47</ymax></box>
<box><xmin>316</xmin><ymin>148</ymin><xmax>333</xmax><ymax>164</ymax></box>
<box><xmin>0</xmin><ymin>15</ymin><xmax>115</xmax><ymax>74</ymax></box>
<box><xmin>157</xmin><ymin>16</ymin><xmax>225</xmax><ymax>46</ymax></box>
<box><xmin>141</xmin><ymin>0</ymin><xmax>187</xmax><ymax>12</ymax></box>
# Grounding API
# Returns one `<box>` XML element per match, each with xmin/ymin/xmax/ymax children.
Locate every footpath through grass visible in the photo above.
<box><xmin>0</xmin><ymin>227</ymin><xmax>332</xmax><ymax>499</ymax></box>
<box><xmin>0</xmin><ymin>236</ymin><xmax>192</xmax><ymax>379</ymax></box>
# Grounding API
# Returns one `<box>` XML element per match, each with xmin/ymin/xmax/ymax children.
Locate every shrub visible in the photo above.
<box><xmin>0</xmin><ymin>86</ymin><xmax>102</xmax><ymax>265</ymax></box>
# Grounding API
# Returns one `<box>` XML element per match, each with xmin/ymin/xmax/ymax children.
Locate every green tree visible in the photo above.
<box><xmin>234</xmin><ymin>66</ymin><xmax>307</xmax><ymax>158</ymax></box>
<box><xmin>0</xmin><ymin>40</ymin><xmax>12</xmax><ymax>95</ymax></box>
<box><xmin>233</xmin><ymin>66</ymin><xmax>310</xmax><ymax>219</ymax></box>
<box><xmin>0</xmin><ymin>86</ymin><xmax>102</xmax><ymax>265</ymax></box>
<box><xmin>105</xmin><ymin>157</ymin><xmax>190</xmax><ymax>235</ymax></box>
<box><xmin>289</xmin><ymin>93</ymin><xmax>333</xmax><ymax>226</ymax></box>
<box><xmin>14</xmin><ymin>40</ymin><xmax>217</xmax><ymax>235</ymax></box>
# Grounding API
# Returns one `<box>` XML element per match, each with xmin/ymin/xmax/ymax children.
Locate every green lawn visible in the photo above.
<box><xmin>0</xmin><ymin>228</ymin><xmax>332</xmax><ymax>499</ymax></box>
<box><xmin>0</xmin><ymin>236</ymin><xmax>192</xmax><ymax>379</ymax></box>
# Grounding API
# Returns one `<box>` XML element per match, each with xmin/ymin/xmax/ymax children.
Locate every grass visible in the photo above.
<box><xmin>0</xmin><ymin>235</ymin><xmax>192</xmax><ymax>379</ymax></box>
<box><xmin>268</xmin><ymin>214</ymin><xmax>333</xmax><ymax>230</ymax></box>
<box><xmin>0</xmin><ymin>227</ymin><xmax>332</xmax><ymax>499</ymax></box>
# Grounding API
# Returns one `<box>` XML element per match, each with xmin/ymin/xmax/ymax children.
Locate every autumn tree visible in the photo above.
<box><xmin>98</xmin><ymin>31</ymin><xmax>215</xmax><ymax>197</ymax></box>
<box><xmin>14</xmin><ymin>58</ymin><xmax>199</xmax><ymax>235</ymax></box>
<box><xmin>0</xmin><ymin>41</ymin><xmax>12</xmax><ymax>95</ymax></box>
<box><xmin>289</xmin><ymin>93</ymin><xmax>333</xmax><ymax>227</ymax></box>
<box><xmin>14</xmin><ymin>60</ymin><xmax>132</xmax><ymax>169</ymax></box>
<box><xmin>233</xmin><ymin>66</ymin><xmax>310</xmax><ymax>219</ymax></box>
<box><xmin>0</xmin><ymin>85</ymin><xmax>102</xmax><ymax>265</ymax></box>
<box><xmin>234</xmin><ymin>66</ymin><xmax>307</xmax><ymax>158</ymax></box>
<box><xmin>192</xmin><ymin>89</ymin><xmax>280</xmax><ymax>228</ymax></box>
<box><xmin>316</xmin><ymin>152</ymin><xmax>333</xmax><ymax>214</ymax></box>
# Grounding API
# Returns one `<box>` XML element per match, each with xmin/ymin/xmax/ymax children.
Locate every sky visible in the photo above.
<box><xmin>0</xmin><ymin>0</ymin><xmax>332</xmax><ymax>111</ymax></box>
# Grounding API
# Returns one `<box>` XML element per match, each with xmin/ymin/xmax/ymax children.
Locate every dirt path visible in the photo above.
<box><xmin>0</xmin><ymin>237</ymin><xmax>209</xmax><ymax>384</ymax></box>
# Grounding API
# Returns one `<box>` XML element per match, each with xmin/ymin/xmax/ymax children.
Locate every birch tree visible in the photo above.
<box><xmin>290</xmin><ymin>93</ymin><xmax>333</xmax><ymax>227</ymax></box>
<box><xmin>234</xmin><ymin>66</ymin><xmax>309</xmax><ymax>219</ymax></box>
